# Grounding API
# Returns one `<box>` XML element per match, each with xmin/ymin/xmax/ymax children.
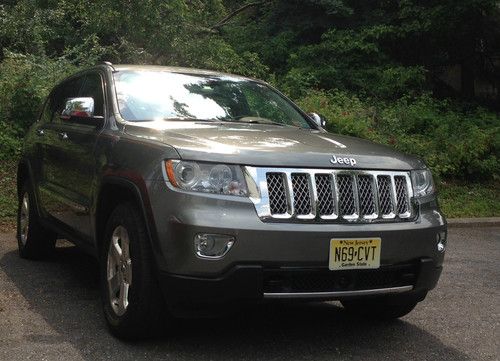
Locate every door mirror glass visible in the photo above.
<box><xmin>308</xmin><ymin>112</ymin><xmax>327</xmax><ymax>128</ymax></box>
<box><xmin>60</xmin><ymin>97</ymin><xmax>94</xmax><ymax>120</ymax></box>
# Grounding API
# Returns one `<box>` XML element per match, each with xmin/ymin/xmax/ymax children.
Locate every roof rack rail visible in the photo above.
<box><xmin>101</xmin><ymin>61</ymin><xmax>116</xmax><ymax>71</ymax></box>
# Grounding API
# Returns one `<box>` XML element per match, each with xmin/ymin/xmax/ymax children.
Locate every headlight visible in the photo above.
<box><xmin>165</xmin><ymin>160</ymin><xmax>248</xmax><ymax>196</ymax></box>
<box><xmin>411</xmin><ymin>169</ymin><xmax>435</xmax><ymax>197</ymax></box>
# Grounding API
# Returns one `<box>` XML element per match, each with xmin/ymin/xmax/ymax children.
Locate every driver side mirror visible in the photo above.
<box><xmin>60</xmin><ymin>97</ymin><xmax>104</xmax><ymax>127</ymax></box>
<box><xmin>308</xmin><ymin>112</ymin><xmax>327</xmax><ymax>128</ymax></box>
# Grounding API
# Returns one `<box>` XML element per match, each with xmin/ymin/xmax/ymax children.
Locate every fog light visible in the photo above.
<box><xmin>437</xmin><ymin>231</ymin><xmax>447</xmax><ymax>252</ymax></box>
<box><xmin>194</xmin><ymin>234</ymin><xmax>235</xmax><ymax>259</ymax></box>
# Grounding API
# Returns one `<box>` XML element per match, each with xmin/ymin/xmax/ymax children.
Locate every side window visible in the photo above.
<box><xmin>52</xmin><ymin>77</ymin><xmax>85</xmax><ymax>122</ymax></box>
<box><xmin>242</xmin><ymin>84</ymin><xmax>302</xmax><ymax>127</ymax></box>
<box><xmin>80</xmin><ymin>73</ymin><xmax>105</xmax><ymax>117</ymax></box>
<box><xmin>39</xmin><ymin>95</ymin><xmax>54</xmax><ymax>124</ymax></box>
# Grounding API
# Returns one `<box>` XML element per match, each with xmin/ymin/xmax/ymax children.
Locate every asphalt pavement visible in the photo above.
<box><xmin>0</xmin><ymin>227</ymin><xmax>498</xmax><ymax>361</ymax></box>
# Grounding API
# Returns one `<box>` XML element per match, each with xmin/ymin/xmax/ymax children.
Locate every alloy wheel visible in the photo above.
<box><xmin>19</xmin><ymin>192</ymin><xmax>30</xmax><ymax>246</ymax></box>
<box><xmin>107</xmin><ymin>225</ymin><xmax>133</xmax><ymax>316</ymax></box>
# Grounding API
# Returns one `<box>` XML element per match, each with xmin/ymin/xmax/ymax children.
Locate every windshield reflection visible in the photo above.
<box><xmin>114</xmin><ymin>71</ymin><xmax>312</xmax><ymax>129</ymax></box>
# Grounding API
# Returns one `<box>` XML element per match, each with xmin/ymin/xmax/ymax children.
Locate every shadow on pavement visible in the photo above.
<box><xmin>0</xmin><ymin>243</ymin><xmax>470</xmax><ymax>361</ymax></box>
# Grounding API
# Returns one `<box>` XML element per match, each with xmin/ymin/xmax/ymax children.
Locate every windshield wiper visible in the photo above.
<box><xmin>220</xmin><ymin>116</ymin><xmax>289</xmax><ymax>127</ymax></box>
<box><xmin>162</xmin><ymin>117</ymin><xmax>203</xmax><ymax>121</ymax></box>
<box><xmin>163</xmin><ymin>117</ymin><xmax>232</xmax><ymax>123</ymax></box>
<box><xmin>161</xmin><ymin>116</ymin><xmax>301</xmax><ymax>128</ymax></box>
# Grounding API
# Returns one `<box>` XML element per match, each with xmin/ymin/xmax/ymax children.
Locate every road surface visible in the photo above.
<box><xmin>0</xmin><ymin>227</ymin><xmax>498</xmax><ymax>360</ymax></box>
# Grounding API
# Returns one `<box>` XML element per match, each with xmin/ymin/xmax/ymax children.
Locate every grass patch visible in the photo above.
<box><xmin>438</xmin><ymin>181</ymin><xmax>500</xmax><ymax>218</ymax></box>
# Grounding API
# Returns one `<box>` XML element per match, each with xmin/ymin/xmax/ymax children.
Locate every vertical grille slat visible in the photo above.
<box><xmin>266</xmin><ymin>173</ymin><xmax>288</xmax><ymax>215</ymax></box>
<box><xmin>261</xmin><ymin>169</ymin><xmax>413</xmax><ymax>222</ymax></box>
<box><xmin>377</xmin><ymin>175</ymin><xmax>394</xmax><ymax>216</ymax></box>
<box><xmin>315</xmin><ymin>174</ymin><xmax>335</xmax><ymax>216</ymax></box>
<box><xmin>394</xmin><ymin>176</ymin><xmax>410</xmax><ymax>216</ymax></box>
<box><xmin>291</xmin><ymin>174</ymin><xmax>312</xmax><ymax>215</ymax></box>
<box><xmin>357</xmin><ymin>175</ymin><xmax>376</xmax><ymax>217</ymax></box>
<box><xmin>336</xmin><ymin>174</ymin><xmax>356</xmax><ymax>216</ymax></box>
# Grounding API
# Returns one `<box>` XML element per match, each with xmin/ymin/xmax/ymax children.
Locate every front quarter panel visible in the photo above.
<box><xmin>91</xmin><ymin>126</ymin><xmax>180</xmax><ymax>262</ymax></box>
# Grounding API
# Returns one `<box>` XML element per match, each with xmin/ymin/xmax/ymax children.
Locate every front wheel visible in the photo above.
<box><xmin>100</xmin><ymin>202</ymin><xmax>167</xmax><ymax>340</ymax></box>
<box><xmin>341</xmin><ymin>294</ymin><xmax>423</xmax><ymax>320</ymax></box>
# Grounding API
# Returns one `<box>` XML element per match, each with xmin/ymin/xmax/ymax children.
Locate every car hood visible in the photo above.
<box><xmin>124</xmin><ymin>121</ymin><xmax>425</xmax><ymax>170</ymax></box>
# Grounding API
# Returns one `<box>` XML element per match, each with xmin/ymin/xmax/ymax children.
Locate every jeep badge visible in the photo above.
<box><xmin>330</xmin><ymin>155</ymin><xmax>357</xmax><ymax>166</ymax></box>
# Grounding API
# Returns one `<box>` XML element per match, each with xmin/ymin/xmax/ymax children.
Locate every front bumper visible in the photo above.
<box><xmin>160</xmin><ymin>258</ymin><xmax>441</xmax><ymax>307</ymax></box>
<box><xmin>147</xmin><ymin>179</ymin><xmax>446</xmax><ymax>306</ymax></box>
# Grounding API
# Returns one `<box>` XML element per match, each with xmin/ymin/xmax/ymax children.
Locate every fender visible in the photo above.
<box><xmin>96</xmin><ymin>174</ymin><xmax>164</xmax><ymax>264</ymax></box>
<box><xmin>16</xmin><ymin>158</ymin><xmax>43</xmax><ymax>219</ymax></box>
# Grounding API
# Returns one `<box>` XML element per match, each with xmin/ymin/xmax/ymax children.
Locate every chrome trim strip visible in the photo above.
<box><xmin>307</xmin><ymin>173</ymin><xmax>318</xmax><ymax>219</ymax></box>
<box><xmin>284</xmin><ymin>172</ymin><xmax>295</xmax><ymax>216</ymax></box>
<box><xmin>263</xmin><ymin>285</ymin><xmax>414</xmax><ymax>299</ymax></box>
<box><xmin>399</xmin><ymin>176</ymin><xmax>413</xmax><ymax>219</ymax></box>
<box><xmin>389</xmin><ymin>175</ymin><xmax>399</xmax><ymax>217</ymax></box>
<box><xmin>351</xmin><ymin>173</ymin><xmax>361</xmax><ymax>219</ymax></box>
<box><xmin>362</xmin><ymin>174</ymin><xmax>379</xmax><ymax>220</ymax></box>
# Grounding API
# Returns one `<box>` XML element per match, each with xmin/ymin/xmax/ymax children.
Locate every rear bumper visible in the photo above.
<box><xmin>160</xmin><ymin>257</ymin><xmax>442</xmax><ymax>308</ymax></box>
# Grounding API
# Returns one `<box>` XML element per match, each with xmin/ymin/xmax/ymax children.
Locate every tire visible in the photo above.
<box><xmin>341</xmin><ymin>294</ymin><xmax>422</xmax><ymax>320</ymax></box>
<box><xmin>17</xmin><ymin>181</ymin><xmax>57</xmax><ymax>259</ymax></box>
<box><xmin>99</xmin><ymin>202</ymin><xmax>167</xmax><ymax>340</ymax></box>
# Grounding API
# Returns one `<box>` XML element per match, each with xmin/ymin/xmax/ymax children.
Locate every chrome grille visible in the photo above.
<box><xmin>291</xmin><ymin>174</ymin><xmax>312</xmax><ymax>215</ymax></box>
<box><xmin>337</xmin><ymin>175</ymin><xmax>356</xmax><ymax>216</ymax></box>
<box><xmin>358</xmin><ymin>175</ymin><xmax>376</xmax><ymax>217</ymax></box>
<box><xmin>248</xmin><ymin>167</ymin><xmax>414</xmax><ymax>223</ymax></box>
<box><xmin>266</xmin><ymin>173</ymin><xmax>288</xmax><ymax>215</ymax></box>
<box><xmin>377</xmin><ymin>175</ymin><xmax>393</xmax><ymax>216</ymax></box>
<box><xmin>395</xmin><ymin>176</ymin><xmax>410</xmax><ymax>216</ymax></box>
<box><xmin>315</xmin><ymin>174</ymin><xmax>335</xmax><ymax>216</ymax></box>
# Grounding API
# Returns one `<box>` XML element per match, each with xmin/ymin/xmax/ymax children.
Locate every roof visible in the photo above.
<box><xmin>110</xmin><ymin>64</ymin><xmax>253</xmax><ymax>81</ymax></box>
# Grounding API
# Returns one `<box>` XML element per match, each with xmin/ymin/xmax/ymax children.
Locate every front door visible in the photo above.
<box><xmin>38</xmin><ymin>76</ymin><xmax>85</xmax><ymax>229</ymax></box>
<box><xmin>39</xmin><ymin>72</ymin><xmax>106</xmax><ymax>242</ymax></box>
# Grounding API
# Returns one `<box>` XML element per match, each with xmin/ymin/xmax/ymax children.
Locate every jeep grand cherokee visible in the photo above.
<box><xmin>16</xmin><ymin>63</ymin><xmax>447</xmax><ymax>339</ymax></box>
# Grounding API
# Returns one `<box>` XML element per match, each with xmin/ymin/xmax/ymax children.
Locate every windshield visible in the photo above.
<box><xmin>113</xmin><ymin>70</ymin><xmax>313</xmax><ymax>128</ymax></box>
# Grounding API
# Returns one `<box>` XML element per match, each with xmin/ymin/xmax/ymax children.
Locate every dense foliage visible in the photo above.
<box><xmin>298</xmin><ymin>91</ymin><xmax>499</xmax><ymax>180</ymax></box>
<box><xmin>0</xmin><ymin>0</ymin><xmax>499</xmax><ymax>180</ymax></box>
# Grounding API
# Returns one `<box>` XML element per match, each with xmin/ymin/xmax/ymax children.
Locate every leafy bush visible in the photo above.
<box><xmin>280</xmin><ymin>28</ymin><xmax>428</xmax><ymax>100</ymax></box>
<box><xmin>0</xmin><ymin>53</ymin><xmax>78</xmax><ymax>125</ymax></box>
<box><xmin>297</xmin><ymin>90</ymin><xmax>500</xmax><ymax>181</ymax></box>
<box><xmin>0</xmin><ymin>52</ymin><xmax>82</xmax><ymax>159</ymax></box>
<box><xmin>0</xmin><ymin>121</ymin><xmax>21</xmax><ymax>160</ymax></box>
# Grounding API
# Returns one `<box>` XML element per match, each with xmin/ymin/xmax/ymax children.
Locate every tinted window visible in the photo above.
<box><xmin>39</xmin><ymin>97</ymin><xmax>53</xmax><ymax>124</ymax></box>
<box><xmin>80</xmin><ymin>73</ymin><xmax>104</xmax><ymax>116</ymax></box>
<box><xmin>52</xmin><ymin>77</ymin><xmax>85</xmax><ymax>122</ymax></box>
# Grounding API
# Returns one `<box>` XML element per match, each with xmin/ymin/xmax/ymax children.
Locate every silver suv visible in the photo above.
<box><xmin>17</xmin><ymin>63</ymin><xmax>446</xmax><ymax>339</ymax></box>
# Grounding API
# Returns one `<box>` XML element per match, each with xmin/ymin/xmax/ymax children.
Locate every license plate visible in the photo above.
<box><xmin>329</xmin><ymin>238</ymin><xmax>381</xmax><ymax>270</ymax></box>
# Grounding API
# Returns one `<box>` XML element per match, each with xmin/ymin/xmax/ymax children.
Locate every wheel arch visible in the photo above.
<box><xmin>17</xmin><ymin>159</ymin><xmax>34</xmax><ymax>197</ymax></box>
<box><xmin>16</xmin><ymin>159</ymin><xmax>43</xmax><ymax>217</ymax></box>
<box><xmin>95</xmin><ymin>177</ymin><xmax>161</xmax><ymax>261</ymax></box>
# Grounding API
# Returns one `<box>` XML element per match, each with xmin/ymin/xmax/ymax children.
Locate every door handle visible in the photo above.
<box><xmin>36</xmin><ymin>129</ymin><xmax>45</xmax><ymax>136</ymax></box>
<box><xmin>59</xmin><ymin>132</ymin><xmax>68</xmax><ymax>140</ymax></box>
